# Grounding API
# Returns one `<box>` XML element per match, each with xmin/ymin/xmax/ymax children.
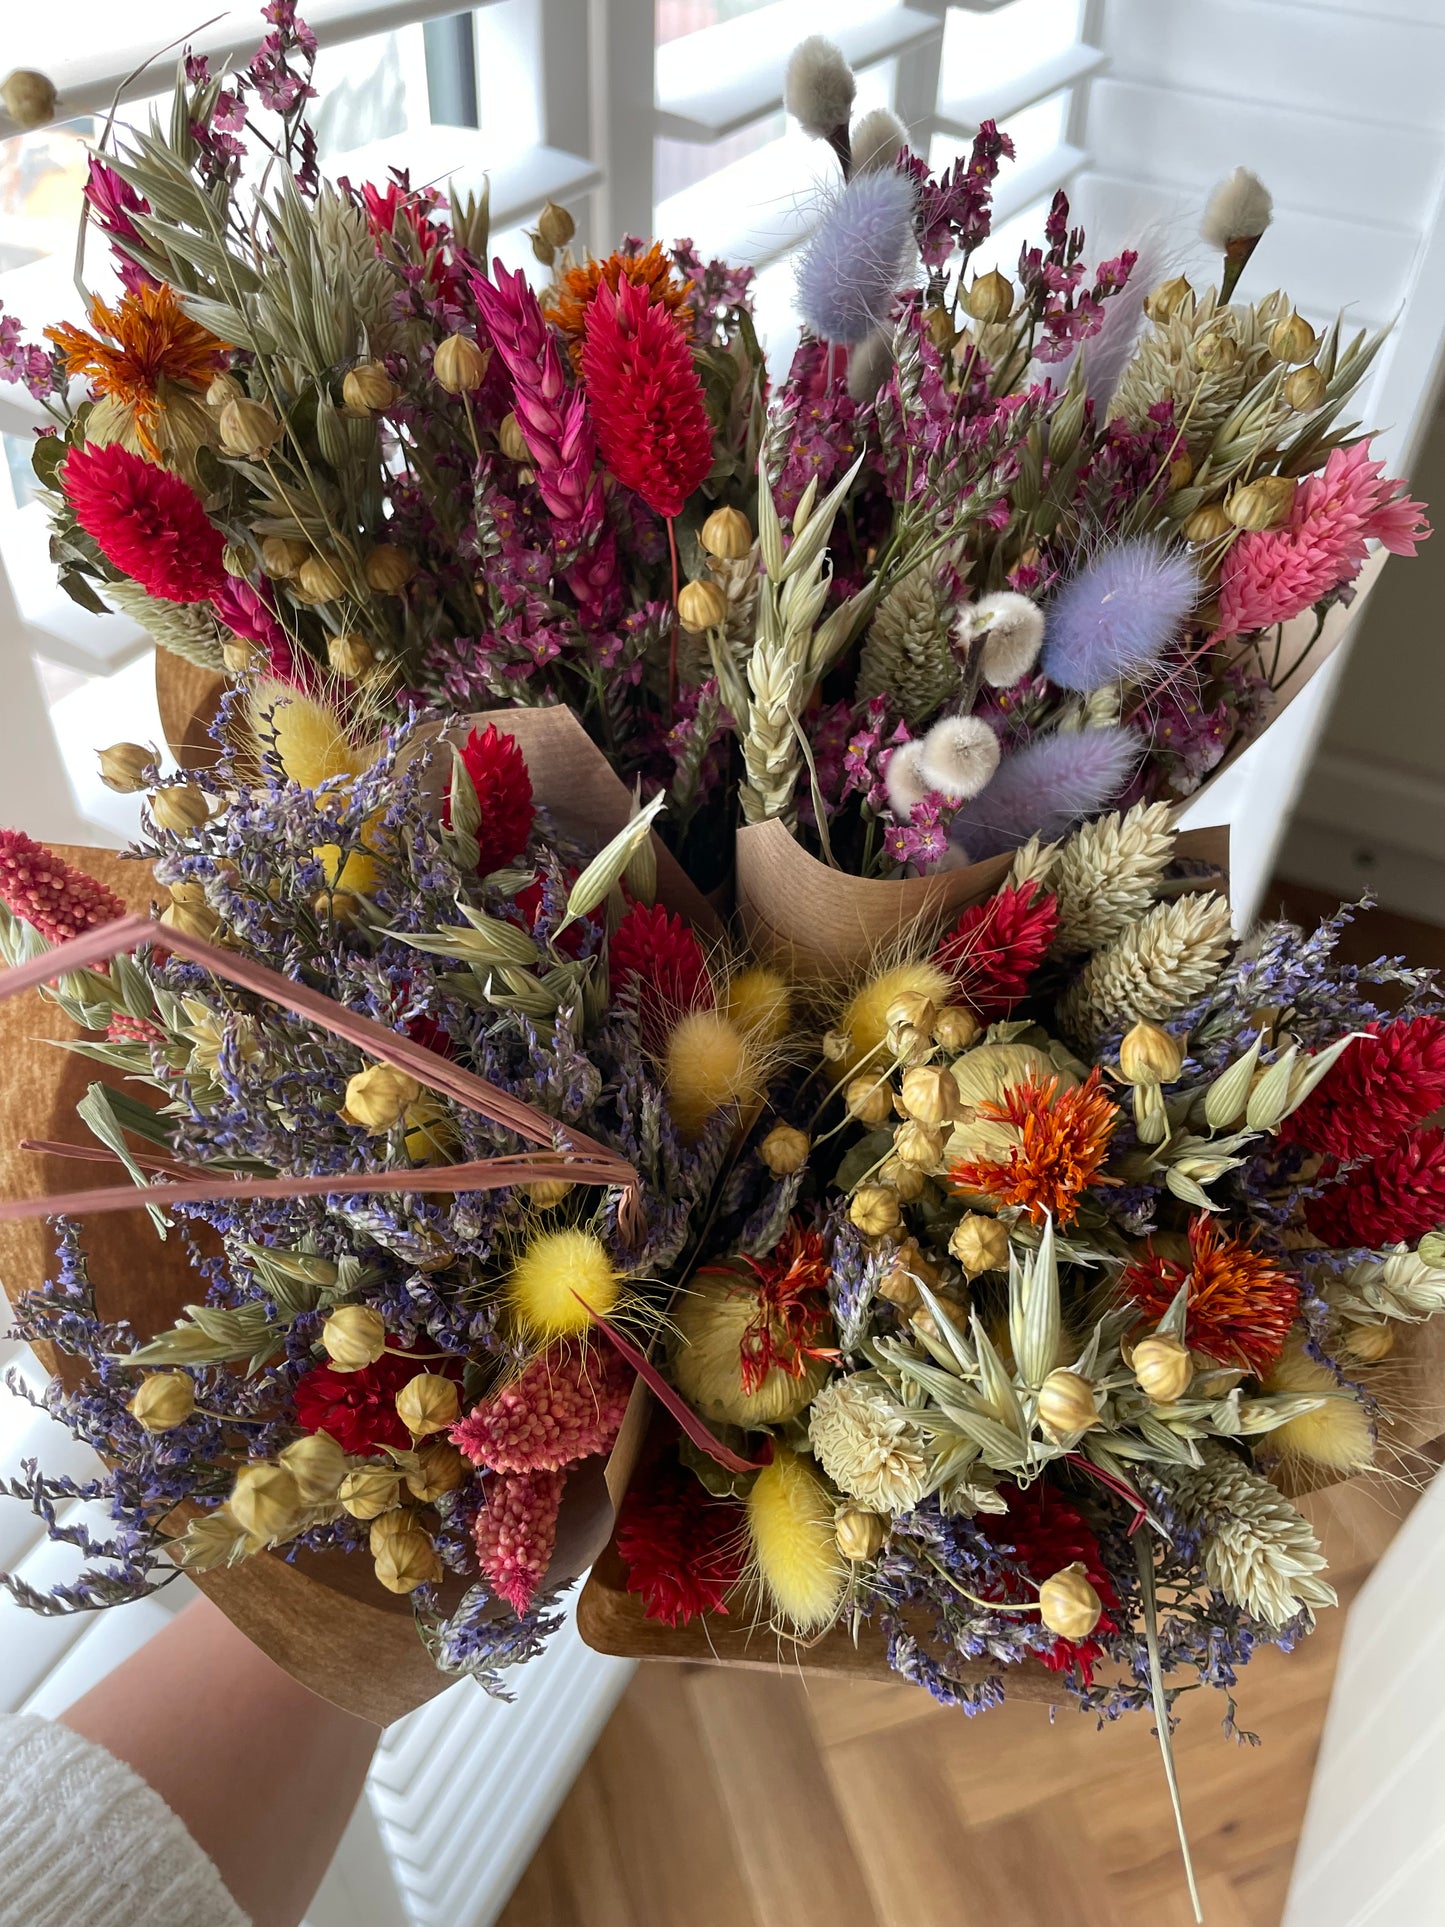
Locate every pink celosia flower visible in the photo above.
<box><xmin>451</xmin><ymin>1342</ymin><xmax>632</xmax><ymax>1474</ymax></box>
<box><xmin>0</xmin><ymin>830</ymin><xmax>126</xmax><ymax>943</ymax></box>
<box><xmin>1218</xmin><ymin>440</ymin><xmax>1428</xmax><ymax>637</ymax></box>
<box><xmin>472</xmin><ymin>1467</ymin><xmax>566</xmax><ymax>1613</ymax></box>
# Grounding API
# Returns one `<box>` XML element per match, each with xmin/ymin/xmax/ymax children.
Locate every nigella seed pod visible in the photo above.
<box><xmin>230</xmin><ymin>1463</ymin><xmax>305</xmax><ymax>1543</ymax></box>
<box><xmin>97</xmin><ymin>742</ymin><xmax>152</xmax><ymax>793</ymax></box>
<box><xmin>370</xmin><ymin>1509</ymin><xmax>442</xmax><ymax>1594</ymax></box>
<box><xmin>850</xmin><ymin>1184</ymin><xmax>901</xmax><ymax>1237</ymax></box>
<box><xmin>342</xmin><ymin>361</ymin><xmax>398</xmax><ymax>415</ymax></box>
<box><xmin>327</xmin><ymin>632</ymin><xmax>374</xmax><ymax>679</ymax></box>
<box><xmin>844</xmin><ymin>1074</ymin><xmax>893</xmax><ymax>1125</ymax></box>
<box><xmin>948</xmin><ymin>1213</ymin><xmax>1009</xmax><ymax>1278</ymax></box>
<box><xmin>1269</xmin><ymin>312</ymin><xmax>1317</xmax><ymax>365</ymax></box>
<box><xmin>899</xmin><ymin>1066</ymin><xmax>960</xmax><ymax>1127</ymax></box>
<box><xmin>218</xmin><ymin>396</ymin><xmax>283</xmax><ymax>459</ymax></box>
<box><xmin>836</xmin><ymin>1506</ymin><xmax>888</xmax><ymax>1561</ymax></box>
<box><xmin>404</xmin><ymin>1438</ymin><xmax>469</xmax><ymax>1502</ymax></box>
<box><xmin>259</xmin><ymin>535</ymin><xmax>309</xmax><ymax>578</ymax></box>
<box><xmin>536</xmin><ymin>200</ymin><xmax>576</xmax><ymax>249</ymax></box>
<box><xmin>206</xmin><ymin>372</ymin><xmax>244</xmax><ymax>410</ymax></box>
<box><xmin>364</xmin><ymin>543</ymin><xmax>416</xmax><ymax>594</ymax></box>
<box><xmin>700</xmin><ymin>506</ymin><xmax>752</xmax><ymax>559</ymax></box>
<box><xmin>339</xmin><ymin>1467</ymin><xmax>401</xmax><ymax>1520</ymax></box>
<box><xmin>1183</xmin><ymin>503</ymin><xmax>1233</xmax><ymax>544</ymax></box>
<box><xmin>1225</xmin><ymin>475</ymin><xmax>1295</xmax><ymax>532</ymax></box>
<box><xmin>279</xmin><ymin>1431</ymin><xmax>349</xmax><ymax>1505</ymax></box>
<box><xmin>1144</xmin><ymin>276</ymin><xmax>1193</xmax><ymax>324</ymax></box>
<box><xmin>498</xmin><ymin>412</ymin><xmax>529</xmax><ymax>461</ymax></box>
<box><xmin>964</xmin><ymin>270</ymin><xmax>1013</xmax><ymax>324</ymax></box>
<box><xmin>933</xmin><ymin>1006</ymin><xmax>980</xmax><ymax>1051</ymax></box>
<box><xmin>1283</xmin><ymin>365</ymin><xmax>1328</xmax><ymax>412</ymax></box>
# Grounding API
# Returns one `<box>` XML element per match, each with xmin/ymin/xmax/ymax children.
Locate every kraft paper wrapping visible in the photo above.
<box><xmin>0</xmin><ymin>708</ymin><xmax>705</xmax><ymax>1722</ymax></box>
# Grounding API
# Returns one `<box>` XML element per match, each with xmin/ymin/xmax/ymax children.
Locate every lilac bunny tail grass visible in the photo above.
<box><xmin>1041</xmin><ymin>539</ymin><xmax>1197</xmax><ymax>694</ymax></box>
<box><xmin>950</xmin><ymin>726</ymin><xmax>1140</xmax><ymax>859</ymax></box>
<box><xmin>795</xmin><ymin>169</ymin><xmax>916</xmax><ymax>345</ymax></box>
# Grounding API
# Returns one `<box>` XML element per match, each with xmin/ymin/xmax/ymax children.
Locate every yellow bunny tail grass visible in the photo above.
<box><xmin>250</xmin><ymin>681</ymin><xmax>379</xmax><ymax>788</ymax></box>
<box><xmin>746</xmin><ymin>1447</ymin><xmax>847</xmax><ymax>1634</ymax></box>
<box><xmin>665</xmin><ymin>1009</ymin><xmax>761</xmax><ymax>1142</ymax></box>
<box><xmin>725</xmin><ymin>965</ymin><xmax>793</xmax><ymax>1051</ymax></box>
<box><xmin>1264</xmin><ymin>1340</ymin><xmax>1376</xmax><ymax>1475</ymax></box>
<box><xmin>835</xmin><ymin>961</ymin><xmax>951</xmax><ymax>1078</ymax></box>
<box><xmin>506</xmin><ymin>1228</ymin><xmax>622</xmax><ymax>1342</ymax></box>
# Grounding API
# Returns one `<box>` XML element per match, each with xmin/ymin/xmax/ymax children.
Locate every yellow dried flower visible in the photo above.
<box><xmin>507</xmin><ymin>1228</ymin><xmax>622</xmax><ymax>1340</ymax></box>
<box><xmin>218</xmin><ymin>396</ymin><xmax>282</xmax><ymax>459</ymax></box>
<box><xmin>948</xmin><ymin>1213</ymin><xmax>1009</xmax><ymax>1278</ymax></box>
<box><xmin>1038</xmin><ymin>1563</ymin><xmax>1102</xmax><ymax>1639</ymax></box>
<box><xmin>700</xmin><ymin>506</ymin><xmax>752</xmax><ymax>559</ymax></box>
<box><xmin>759</xmin><ymin>1122</ymin><xmax>810</xmax><ymax>1176</ymax></box>
<box><xmin>364</xmin><ymin>544</ymin><xmax>416</xmax><ymax>594</ymax></box>
<box><xmin>338</xmin><ymin>1466</ymin><xmax>401</xmax><ymax>1520</ymax></box>
<box><xmin>342</xmin><ymin>361</ymin><xmax>398</xmax><ymax>414</ymax></box>
<box><xmin>850</xmin><ymin>1184</ymin><xmax>901</xmax><ymax>1237</ymax></box>
<box><xmin>395</xmin><ymin>1372</ymin><xmax>460</xmax><ymax>1439</ymax></box>
<box><xmin>150</xmin><ymin>784</ymin><xmax>210</xmax><ymax>833</ymax></box>
<box><xmin>97</xmin><ymin>742</ymin><xmax>152</xmax><ymax>793</ymax></box>
<box><xmin>836</xmin><ymin>1506</ymin><xmax>888</xmax><ymax>1561</ymax></box>
<box><xmin>1037</xmin><ymin>1369</ymin><xmax>1101</xmax><ymax>1439</ymax></box>
<box><xmin>344</xmin><ymin>1063</ymin><xmax>423</xmax><ymax>1133</ymax></box>
<box><xmin>1133</xmin><ymin>1332</ymin><xmax>1193</xmax><ymax>1404</ymax></box>
<box><xmin>230</xmin><ymin>1463</ymin><xmax>305</xmax><ymax>1542</ymax></box>
<box><xmin>321</xmin><ymin>1304</ymin><xmax>388</xmax><ymax>1372</ymax></box>
<box><xmin>370</xmin><ymin>1509</ymin><xmax>442</xmax><ymax>1594</ymax></box>
<box><xmin>279</xmin><ymin>1431</ymin><xmax>349</xmax><ymax>1505</ymax></box>
<box><xmin>677</xmin><ymin>578</ymin><xmax>728</xmax><ymax>632</ymax></box>
<box><xmin>128</xmin><ymin>1373</ymin><xmax>195</xmax><ymax>1433</ymax></box>
<box><xmin>434</xmin><ymin>333</ymin><xmax>491</xmax><ymax>394</ymax></box>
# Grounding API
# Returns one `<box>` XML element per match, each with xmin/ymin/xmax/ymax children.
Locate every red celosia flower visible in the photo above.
<box><xmin>951</xmin><ymin>1068</ymin><xmax>1118</xmax><ymax>1227</ymax></box>
<box><xmin>1122</xmin><ymin>1215</ymin><xmax>1299</xmax><ymax>1374</ymax></box>
<box><xmin>1280</xmin><ymin>1016</ymin><xmax>1445</xmax><ymax>1164</ymax></box>
<box><xmin>615</xmin><ymin>1456</ymin><xmax>746</xmax><ymax>1627</ymax></box>
<box><xmin>547</xmin><ymin>242</ymin><xmax>695</xmax><ymax>370</ymax></box>
<box><xmin>294</xmin><ymin>1346</ymin><xmax>459</xmax><ymax>1457</ymax></box>
<box><xmin>706</xmin><ymin>1221</ymin><xmax>838</xmax><ymax>1396</ymax></box>
<box><xmin>473</xmin><ymin>1467</ymin><xmax>566</xmax><ymax>1613</ymax></box>
<box><xmin>609</xmin><ymin>900</ymin><xmax>713</xmax><ymax>1047</ymax></box>
<box><xmin>1306</xmin><ymin>1126</ymin><xmax>1445</xmax><ymax>1249</ymax></box>
<box><xmin>580</xmin><ymin>276</ymin><xmax>713</xmax><ymax>519</ymax></box>
<box><xmin>0</xmin><ymin>830</ymin><xmax>125</xmax><ymax>944</ymax></box>
<box><xmin>979</xmin><ymin>1481</ymin><xmax>1118</xmax><ymax>1686</ymax></box>
<box><xmin>452</xmin><ymin>1341</ymin><xmax>633</xmax><ymax>1474</ymax></box>
<box><xmin>935</xmin><ymin>884</ymin><xmax>1058</xmax><ymax>1019</ymax></box>
<box><xmin>446</xmin><ymin>723</ymin><xmax>535</xmax><ymax>873</ymax></box>
<box><xmin>62</xmin><ymin>440</ymin><xmax>226</xmax><ymax>604</ymax></box>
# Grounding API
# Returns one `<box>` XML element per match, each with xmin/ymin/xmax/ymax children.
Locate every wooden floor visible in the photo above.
<box><xmin>500</xmin><ymin>1479</ymin><xmax>1414</xmax><ymax>1927</ymax></box>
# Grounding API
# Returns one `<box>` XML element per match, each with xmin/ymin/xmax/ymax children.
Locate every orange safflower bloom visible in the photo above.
<box><xmin>47</xmin><ymin>284</ymin><xmax>229</xmax><ymax>465</ymax></box>
<box><xmin>950</xmin><ymin>1068</ymin><xmax>1120</xmax><ymax>1227</ymax></box>
<box><xmin>1122</xmin><ymin>1215</ymin><xmax>1299</xmax><ymax>1375</ymax></box>
<box><xmin>546</xmin><ymin>243</ymin><xmax>694</xmax><ymax>368</ymax></box>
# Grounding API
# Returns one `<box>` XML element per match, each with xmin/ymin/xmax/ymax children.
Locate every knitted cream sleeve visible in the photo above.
<box><xmin>0</xmin><ymin>1714</ymin><xmax>251</xmax><ymax>1927</ymax></box>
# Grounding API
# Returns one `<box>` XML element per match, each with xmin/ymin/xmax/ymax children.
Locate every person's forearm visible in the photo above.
<box><xmin>61</xmin><ymin>1593</ymin><xmax>378</xmax><ymax>1927</ymax></box>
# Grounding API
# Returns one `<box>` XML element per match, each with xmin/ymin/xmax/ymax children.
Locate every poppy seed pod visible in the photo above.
<box><xmin>150</xmin><ymin>784</ymin><xmax>210</xmax><ymax>833</ymax></box>
<box><xmin>321</xmin><ymin>1304</ymin><xmax>387</xmax><ymax>1372</ymax></box>
<box><xmin>700</xmin><ymin>506</ymin><xmax>752</xmax><ymax>559</ymax></box>
<box><xmin>1119</xmin><ymin>1021</ymin><xmax>1185</xmax><ymax>1087</ymax></box>
<box><xmin>1133</xmin><ymin>1333</ymin><xmax>1193</xmax><ymax>1403</ymax></box>
<box><xmin>433</xmin><ymin>333</ymin><xmax>491</xmax><ymax>394</ymax></box>
<box><xmin>218</xmin><ymin>396</ymin><xmax>283</xmax><ymax>459</ymax></box>
<box><xmin>344</xmin><ymin>1064</ymin><xmax>423</xmax><ymax>1133</ymax></box>
<box><xmin>836</xmin><ymin>1506</ymin><xmax>888</xmax><ymax>1561</ymax></box>
<box><xmin>338</xmin><ymin>1466</ymin><xmax>401</xmax><ymax>1520</ymax></box>
<box><xmin>1037</xmin><ymin>1369</ymin><xmax>1102</xmax><ymax>1439</ymax></box>
<box><xmin>760</xmin><ymin>1122</ymin><xmax>810</xmax><ymax>1175</ymax></box>
<box><xmin>1038</xmin><ymin>1562</ymin><xmax>1102</xmax><ymax>1640</ymax></box>
<box><xmin>97</xmin><ymin>742</ymin><xmax>152</xmax><ymax>794</ymax></box>
<box><xmin>850</xmin><ymin>1184</ymin><xmax>901</xmax><ymax>1237</ymax></box>
<box><xmin>230</xmin><ymin>1463</ymin><xmax>305</xmax><ymax>1543</ymax></box>
<box><xmin>677</xmin><ymin>578</ymin><xmax>728</xmax><ymax>632</ymax></box>
<box><xmin>395</xmin><ymin>1372</ymin><xmax>460</xmax><ymax>1439</ymax></box>
<box><xmin>128</xmin><ymin>1373</ymin><xmax>195</xmax><ymax>1433</ymax></box>
<box><xmin>370</xmin><ymin>1509</ymin><xmax>442</xmax><ymax>1594</ymax></box>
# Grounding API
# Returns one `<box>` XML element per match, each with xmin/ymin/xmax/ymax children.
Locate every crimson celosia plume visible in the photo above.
<box><xmin>609</xmin><ymin>900</ymin><xmax>713</xmax><ymax>1048</ymax></box>
<box><xmin>1280</xmin><ymin>1016</ymin><xmax>1445</xmax><ymax>1164</ymax></box>
<box><xmin>580</xmin><ymin>276</ymin><xmax>713</xmax><ymax>520</ymax></box>
<box><xmin>615</xmin><ymin>1455</ymin><xmax>746</xmax><ymax>1627</ymax></box>
<box><xmin>445</xmin><ymin>723</ymin><xmax>535</xmax><ymax>873</ymax></box>
<box><xmin>935</xmin><ymin>883</ymin><xmax>1058</xmax><ymax>1018</ymax></box>
<box><xmin>1306</xmin><ymin>1127</ymin><xmax>1445</xmax><ymax>1249</ymax></box>
<box><xmin>62</xmin><ymin>440</ymin><xmax>227</xmax><ymax>604</ymax></box>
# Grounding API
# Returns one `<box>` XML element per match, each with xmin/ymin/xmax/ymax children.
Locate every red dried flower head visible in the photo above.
<box><xmin>711</xmin><ymin>1221</ymin><xmax>838</xmax><ymax>1397</ymax></box>
<box><xmin>62</xmin><ymin>440</ymin><xmax>226</xmax><ymax>604</ymax></box>
<box><xmin>1281</xmin><ymin>1016</ymin><xmax>1445</xmax><ymax>1164</ymax></box>
<box><xmin>950</xmin><ymin>1067</ymin><xmax>1119</xmax><ymax>1227</ymax></box>
<box><xmin>615</xmin><ymin>1456</ymin><xmax>746</xmax><ymax>1627</ymax></box>
<box><xmin>1122</xmin><ymin>1215</ymin><xmax>1299</xmax><ymax>1374</ymax></box>
<box><xmin>935</xmin><ymin>884</ymin><xmax>1058</xmax><ymax>1019</ymax></box>
<box><xmin>293</xmin><ymin>1345</ymin><xmax>460</xmax><ymax>1458</ymax></box>
<box><xmin>548</xmin><ymin>242</ymin><xmax>695</xmax><ymax>369</ymax></box>
<box><xmin>0</xmin><ymin>830</ymin><xmax>126</xmax><ymax>944</ymax></box>
<box><xmin>580</xmin><ymin>276</ymin><xmax>713</xmax><ymax>519</ymax></box>
<box><xmin>1306</xmin><ymin>1126</ymin><xmax>1445</xmax><ymax>1249</ymax></box>
<box><xmin>452</xmin><ymin>1340</ymin><xmax>633</xmax><ymax>1474</ymax></box>
<box><xmin>473</xmin><ymin>1467</ymin><xmax>566</xmax><ymax>1614</ymax></box>
<box><xmin>609</xmin><ymin>900</ymin><xmax>713</xmax><ymax>1048</ymax></box>
<box><xmin>447</xmin><ymin>723</ymin><xmax>535</xmax><ymax>873</ymax></box>
<box><xmin>980</xmin><ymin>1481</ymin><xmax>1118</xmax><ymax>1686</ymax></box>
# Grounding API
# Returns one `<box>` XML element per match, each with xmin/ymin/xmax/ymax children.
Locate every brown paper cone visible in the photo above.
<box><xmin>155</xmin><ymin>654</ymin><xmax>225</xmax><ymax>772</ymax></box>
